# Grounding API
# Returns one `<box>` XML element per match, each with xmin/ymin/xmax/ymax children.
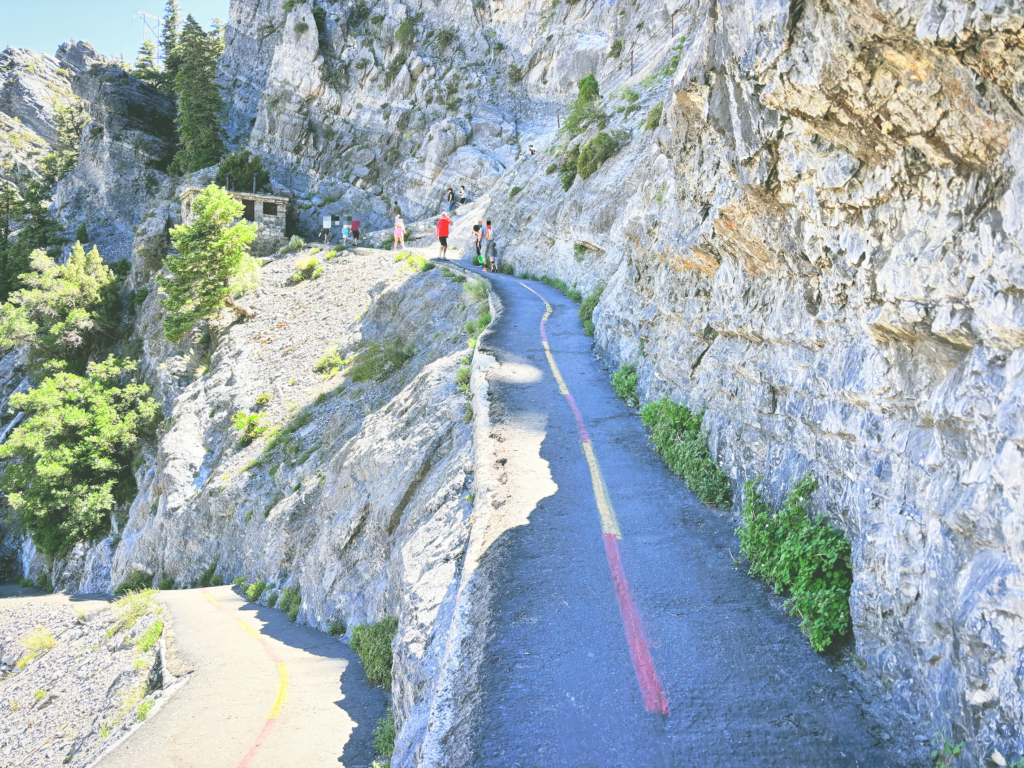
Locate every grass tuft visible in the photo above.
<box><xmin>110</xmin><ymin>589</ymin><xmax>161</xmax><ymax>635</ymax></box>
<box><xmin>374</xmin><ymin>706</ymin><xmax>396</xmax><ymax>760</ymax></box>
<box><xmin>348</xmin><ymin>338</ymin><xmax>416</xmax><ymax>382</ymax></box>
<box><xmin>292</xmin><ymin>256</ymin><xmax>323</xmax><ymax>282</ymax></box>
<box><xmin>612</xmin><ymin>363</ymin><xmax>639</xmax><ymax>408</ymax></box>
<box><xmin>22</xmin><ymin>627</ymin><xmax>57</xmax><ymax>655</ymax></box>
<box><xmin>135</xmin><ymin>620</ymin><xmax>164</xmax><ymax>652</ymax></box>
<box><xmin>115</xmin><ymin>571</ymin><xmax>153</xmax><ymax>595</ymax></box>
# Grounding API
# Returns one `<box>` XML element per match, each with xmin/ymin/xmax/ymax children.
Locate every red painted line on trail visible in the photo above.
<box><xmin>237</xmin><ymin>718</ymin><xmax>280</xmax><ymax>768</ymax></box>
<box><xmin>603</xmin><ymin>533</ymin><xmax>670</xmax><ymax>714</ymax></box>
<box><xmin>532</xmin><ymin>288</ymin><xmax>669</xmax><ymax>715</ymax></box>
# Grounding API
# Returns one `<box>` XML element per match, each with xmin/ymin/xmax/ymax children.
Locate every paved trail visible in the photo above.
<box><xmin>98</xmin><ymin>585</ymin><xmax>385</xmax><ymax>768</ymax></box>
<box><xmin>457</xmin><ymin>261</ymin><xmax>893</xmax><ymax>767</ymax></box>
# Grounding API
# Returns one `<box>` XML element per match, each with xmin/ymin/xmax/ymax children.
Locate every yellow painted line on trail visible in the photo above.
<box><xmin>517</xmin><ymin>281</ymin><xmax>621</xmax><ymax>539</ymax></box>
<box><xmin>204</xmin><ymin>592</ymin><xmax>219</xmax><ymax>606</ymax></box>
<box><xmin>237</xmin><ymin>620</ymin><xmax>289</xmax><ymax>719</ymax></box>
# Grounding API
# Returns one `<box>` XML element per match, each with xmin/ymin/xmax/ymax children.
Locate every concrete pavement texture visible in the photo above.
<box><xmin>458</xmin><ymin>262</ymin><xmax>910</xmax><ymax>767</ymax></box>
<box><xmin>96</xmin><ymin>585</ymin><xmax>386</xmax><ymax>768</ymax></box>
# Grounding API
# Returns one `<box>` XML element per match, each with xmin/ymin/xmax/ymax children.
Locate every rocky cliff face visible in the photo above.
<box><xmin>482</xmin><ymin>0</ymin><xmax>1024</xmax><ymax>761</ymax></box>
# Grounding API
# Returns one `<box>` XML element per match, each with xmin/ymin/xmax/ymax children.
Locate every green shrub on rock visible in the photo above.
<box><xmin>348</xmin><ymin>337</ymin><xmax>415</xmax><ymax>382</ymax></box>
<box><xmin>291</xmin><ymin>256</ymin><xmax>322</xmax><ymax>282</ymax></box>
<box><xmin>612</xmin><ymin>363</ymin><xmax>639</xmax><ymax>407</ymax></box>
<box><xmin>644</xmin><ymin>102</ymin><xmax>664</xmax><ymax>131</ymax></box>
<box><xmin>215</xmin><ymin>150</ymin><xmax>270</xmax><ymax>193</ymax></box>
<box><xmin>577</xmin><ymin>132</ymin><xmax>620</xmax><ymax>180</ymax></box>
<box><xmin>640</xmin><ymin>398</ymin><xmax>732</xmax><ymax>507</ymax></box>
<box><xmin>737</xmin><ymin>474</ymin><xmax>852</xmax><ymax>652</ymax></box>
<box><xmin>75</xmin><ymin>223</ymin><xmax>89</xmax><ymax>243</ymax></box>
<box><xmin>579</xmin><ymin>284</ymin><xmax>604</xmax><ymax>336</ymax></box>
<box><xmin>350</xmin><ymin>616</ymin><xmax>398</xmax><ymax>688</ymax></box>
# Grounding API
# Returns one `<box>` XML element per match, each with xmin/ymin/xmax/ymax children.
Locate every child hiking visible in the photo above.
<box><xmin>446</xmin><ymin>188</ymin><xmax>456</xmax><ymax>212</ymax></box>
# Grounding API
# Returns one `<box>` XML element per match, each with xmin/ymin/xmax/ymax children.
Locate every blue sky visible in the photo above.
<box><xmin>3</xmin><ymin>1</ymin><xmax>229</xmax><ymax>61</ymax></box>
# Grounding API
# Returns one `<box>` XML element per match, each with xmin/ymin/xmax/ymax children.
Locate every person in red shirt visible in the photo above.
<box><xmin>436</xmin><ymin>212</ymin><xmax>452</xmax><ymax>259</ymax></box>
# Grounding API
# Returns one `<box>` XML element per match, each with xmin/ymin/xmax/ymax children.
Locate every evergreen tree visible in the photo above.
<box><xmin>215</xmin><ymin>150</ymin><xmax>270</xmax><ymax>192</ymax></box>
<box><xmin>134</xmin><ymin>39</ymin><xmax>160</xmax><ymax>86</ymax></box>
<box><xmin>0</xmin><ymin>356</ymin><xmax>159</xmax><ymax>557</ymax></box>
<box><xmin>0</xmin><ymin>181</ymin><xmax>64</xmax><ymax>302</ymax></box>
<box><xmin>0</xmin><ymin>185</ymin><xmax>21</xmax><ymax>298</ymax></box>
<box><xmin>168</xmin><ymin>16</ymin><xmax>226</xmax><ymax>175</ymax></box>
<box><xmin>161</xmin><ymin>0</ymin><xmax>182</xmax><ymax>90</ymax></box>
<box><xmin>157</xmin><ymin>184</ymin><xmax>257</xmax><ymax>342</ymax></box>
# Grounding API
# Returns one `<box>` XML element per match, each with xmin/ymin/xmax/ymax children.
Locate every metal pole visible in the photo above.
<box><xmin>630</xmin><ymin>49</ymin><xmax>634</xmax><ymax>77</ymax></box>
<box><xmin>252</xmin><ymin>175</ymin><xmax>256</xmax><ymax>194</ymax></box>
<box><xmin>671</xmin><ymin>15</ymin><xmax>674</xmax><ymax>36</ymax></box>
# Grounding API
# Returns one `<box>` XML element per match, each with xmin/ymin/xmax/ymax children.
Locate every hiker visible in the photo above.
<box><xmin>351</xmin><ymin>217</ymin><xmax>360</xmax><ymax>244</ymax></box>
<box><xmin>459</xmin><ymin>185</ymin><xmax>467</xmax><ymax>206</ymax></box>
<box><xmin>484</xmin><ymin>220</ymin><xmax>496</xmax><ymax>271</ymax></box>
<box><xmin>529</xmin><ymin>143</ymin><xmax>536</xmax><ymax>155</ymax></box>
<box><xmin>394</xmin><ymin>214</ymin><xmax>406</xmax><ymax>250</ymax></box>
<box><xmin>341</xmin><ymin>218</ymin><xmax>353</xmax><ymax>246</ymax></box>
<box><xmin>446</xmin><ymin>187</ymin><xmax>456</xmax><ymax>213</ymax></box>
<box><xmin>437</xmin><ymin>212</ymin><xmax>451</xmax><ymax>259</ymax></box>
<box><xmin>473</xmin><ymin>222</ymin><xmax>484</xmax><ymax>266</ymax></box>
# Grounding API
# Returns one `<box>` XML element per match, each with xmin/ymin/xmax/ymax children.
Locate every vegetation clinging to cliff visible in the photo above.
<box><xmin>737</xmin><ymin>475</ymin><xmax>853</xmax><ymax>652</ymax></box>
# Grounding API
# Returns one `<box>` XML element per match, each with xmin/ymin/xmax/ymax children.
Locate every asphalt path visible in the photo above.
<box><xmin>97</xmin><ymin>585</ymin><xmax>385</xmax><ymax>768</ymax></box>
<box><xmin>456</xmin><ymin>260</ymin><xmax>892</xmax><ymax>767</ymax></box>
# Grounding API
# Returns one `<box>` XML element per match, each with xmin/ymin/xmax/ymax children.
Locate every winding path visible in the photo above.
<box><xmin>458</xmin><ymin>259</ymin><xmax>893</xmax><ymax>766</ymax></box>
<box><xmin>97</xmin><ymin>585</ymin><xmax>385</xmax><ymax>768</ymax></box>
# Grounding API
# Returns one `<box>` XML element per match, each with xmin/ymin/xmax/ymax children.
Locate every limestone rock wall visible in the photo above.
<box><xmin>484</xmin><ymin>0</ymin><xmax>1024</xmax><ymax>760</ymax></box>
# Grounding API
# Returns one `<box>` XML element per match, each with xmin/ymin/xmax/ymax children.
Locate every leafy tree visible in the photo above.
<box><xmin>168</xmin><ymin>16</ymin><xmax>226</xmax><ymax>174</ymax></box>
<box><xmin>0</xmin><ymin>357</ymin><xmax>159</xmax><ymax>557</ymax></box>
<box><xmin>0</xmin><ymin>243</ymin><xmax>122</xmax><ymax>372</ymax></box>
<box><xmin>157</xmin><ymin>184</ymin><xmax>257</xmax><ymax>342</ymax></box>
<box><xmin>161</xmin><ymin>0</ymin><xmax>182</xmax><ymax>90</ymax></box>
<box><xmin>214</xmin><ymin>150</ymin><xmax>270</xmax><ymax>193</ymax></box>
<box><xmin>134</xmin><ymin>39</ymin><xmax>160</xmax><ymax>86</ymax></box>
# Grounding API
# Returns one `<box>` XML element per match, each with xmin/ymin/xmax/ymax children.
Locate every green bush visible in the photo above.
<box><xmin>456</xmin><ymin>365</ymin><xmax>471</xmax><ymax>391</ymax></box>
<box><xmin>644</xmin><ymin>102</ymin><xmax>664</xmax><ymax>131</ymax></box>
<box><xmin>348</xmin><ymin>337</ymin><xmax>415</xmax><ymax>382</ymax></box>
<box><xmin>559</xmin><ymin>145</ymin><xmax>580</xmax><ymax>190</ymax></box>
<box><xmin>157</xmin><ymin>577</ymin><xmax>175</xmax><ymax>590</ymax></box>
<box><xmin>328</xmin><ymin>619</ymin><xmax>346</xmax><ymax>636</ymax></box>
<box><xmin>0</xmin><ymin>358</ymin><xmax>159</xmax><ymax>556</ymax></box>
<box><xmin>215</xmin><ymin>150</ymin><xmax>270</xmax><ymax>193</ymax></box>
<box><xmin>288</xmin><ymin>605</ymin><xmax>299</xmax><ymax>622</ymax></box>
<box><xmin>198</xmin><ymin>562</ymin><xmax>220</xmax><ymax>588</ymax></box>
<box><xmin>563</xmin><ymin>75</ymin><xmax>605</xmax><ymax>138</ymax></box>
<box><xmin>609</xmin><ymin>39</ymin><xmax>623</xmax><ymax>58</ymax></box>
<box><xmin>395</xmin><ymin>18</ymin><xmax>415</xmax><ymax>50</ymax></box>
<box><xmin>246</xmin><ymin>580</ymin><xmax>267</xmax><ymax>602</ymax></box>
<box><xmin>75</xmin><ymin>223</ymin><xmax>89</xmax><ymax>243</ymax></box>
<box><xmin>736</xmin><ymin>474</ymin><xmax>852</xmax><ymax>652</ymax></box>
<box><xmin>612</xmin><ymin>363</ymin><xmax>639</xmax><ymax>408</ymax></box>
<box><xmin>640</xmin><ymin>398</ymin><xmax>732</xmax><ymax>507</ymax></box>
<box><xmin>508</xmin><ymin>64</ymin><xmax>523</xmax><ymax>84</ymax></box>
<box><xmin>577</xmin><ymin>132</ymin><xmax>620</xmax><ymax>180</ymax></box>
<box><xmin>279</xmin><ymin>587</ymin><xmax>301</xmax><ymax>615</ymax></box>
<box><xmin>579</xmin><ymin>285</ymin><xmax>603</xmax><ymax>336</ymax></box>
<box><xmin>435</xmin><ymin>28</ymin><xmax>456</xmax><ymax>48</ymax></box>
<box><xmin>347</xmin><ymin>1</ymin><xmax>370</xmax><ymax>27</ymax></box>
<box><xmin>115</xmin><ymin>571</ymin><xmax>153</xmax><ymax>595</ymax></box>
<box><xmin>545</xmin><ymin>163</ymin><xmax>557</xmax><ymax>174</ymax></box>
<box><xmin>291</xmin><ymin>256</ymin><xmax>322</xmax><ymax>282</ymax></box>
<box><xmin>255</xmin><ymin>393</ymin><xmax>271</xmax><ymax>408</ymax></box>
<box><xmin>350</xmin><ymin>616</ymin><xmax>398</xmax><ymax>688</ymax></box>
<box><xmin>509</xmin><ymin>186</ymin><xmax>522</xmax><ymax>197</ymax></box>
<box><xmin>385</xmin><ymin>52</ymin><xmax>408</xmax><ymax>85</ymax></box>
<box><xmin>374</xmin><ymin>707</ymin><xmax>396</xmax><ymax>760</ymax></box>
<box><xmin>312</xmin><ymin>6</ymin><xmax>327</xmax><ymax>35</ymax></box>
<box><xmin>314</xmin><ymin>349</ymin><xmax>343</xmax><ymax>377</ymax></box>
<box><xmin>232</xmin><ymin>575</ymin><xmax>246</xmax><ymax>588</ymax></box>
<box><xmin>267</xmin><ymin>592</ymin><xmax>278</xmax><ymax>608</ymax></box>
<box><xmin>281</xmin><ymin>234</ymin><xmax>305</xmax><ymax>254</ymax></box>
<box><xmin>294</xmin><ymin>21</ymin><xmax>309</xmax><ymax>33</ymax></box>
<box><xmin>233</xmin><ymin>411</ymin><xmax>266</xmax><ymax>446</ymax></box>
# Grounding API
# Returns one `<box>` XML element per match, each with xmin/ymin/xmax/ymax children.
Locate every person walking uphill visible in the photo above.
<box><xmin>437</xmin><ymin>212</ymin><xmax>451</xmax><ymax>259</ymax></box>
<box><xmin>459</xmin><ymin>185</ymin><xmax>467</xmax><ymax>207</ymax></box>
<box><xmin>393</xmin><ymin>215</ymin><xmax>406</xmax><ymax>250</ymax></box>
<box><xmin>446</xmin><ymin>188</ymin><xmax>456</xmax><ymax>213</ymax></box>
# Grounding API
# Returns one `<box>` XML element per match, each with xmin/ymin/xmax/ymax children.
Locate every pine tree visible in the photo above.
<box><xmin>0</xmin><ymin>181</ymin><xmax>64</xmax><ymax>302</ymax></box>
<box><xmin>161</xmin><ymin>0</ymin><xmax>182</xmax><ymax>90</ymax></box>
<box><xmin>0</xmin><ymin>184</ymin><xmax>22</xmax><ymax>303</ymax></box>
<box><xmin>157</xmin><ymin>185</ymin><xmax>257</xmax><ymax>342</ymax></box>
<box><xmin>134</xmin><ymin>39</ymin><xmax>160</xmax><ymax>86</ymax></box>
<box><xmin>168</xmin><ymin>16</ymin><xmax>226</xmax><ymax>175</ymax></box>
